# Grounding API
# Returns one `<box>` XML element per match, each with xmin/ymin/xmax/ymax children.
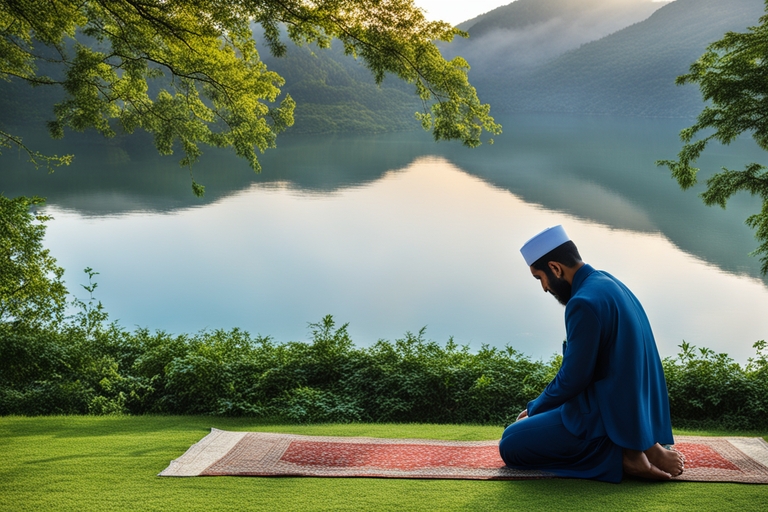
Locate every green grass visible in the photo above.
<box><xmin>1</xmin><ymin>416</ymin><xmax>766</xmax><ymax>511</ymax></box>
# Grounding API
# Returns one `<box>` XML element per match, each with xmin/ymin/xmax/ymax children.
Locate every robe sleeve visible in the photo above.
<box><xmin>527</xmin><ymin>298</ymin><xmax>602</xmax><ymax>416</ymax></box>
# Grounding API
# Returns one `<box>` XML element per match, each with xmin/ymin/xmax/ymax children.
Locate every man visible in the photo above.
<box><xmin>498</xmin><ymin>225</ymin><xmax>684</xmax><ymax>482</ymax></box>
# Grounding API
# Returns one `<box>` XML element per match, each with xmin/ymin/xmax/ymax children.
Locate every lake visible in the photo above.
<box><xmin>3</xmin><ymin>113</ymin><xmax>767</xmax><ymax>364</ymax></box>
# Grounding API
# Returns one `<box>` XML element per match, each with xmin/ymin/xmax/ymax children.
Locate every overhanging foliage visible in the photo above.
<box><xmin>0</xmin><ymin>0</ymin><xmax>500</xmax><ymax>195</ymax></box>
<box><xmin>658</xmin><ymin>0</ymin><xmax>768</xmax><ymax>273</ymax></box>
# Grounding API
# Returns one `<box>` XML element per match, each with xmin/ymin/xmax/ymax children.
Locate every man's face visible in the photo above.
<box><xmin>530</xmin><ymin>264</ymin><xmax>572</xmax><ymax>306</ymax></box>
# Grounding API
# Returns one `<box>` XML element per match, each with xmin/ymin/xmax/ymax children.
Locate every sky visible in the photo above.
<box><xmin>415</xmin><ymin>0</ymin><xmax>671</xmax><ymax>26</ymax></box>
<box><xmin>414</xmin><ymin>0</ymin><xmax>510</xmax><ymax>25</ymax></box>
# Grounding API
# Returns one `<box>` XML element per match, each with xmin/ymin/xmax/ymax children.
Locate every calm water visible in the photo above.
<box><xmin>3</xmin><ymin>113</ymin><xmax>767</xmax><ymax>363</ymax></box>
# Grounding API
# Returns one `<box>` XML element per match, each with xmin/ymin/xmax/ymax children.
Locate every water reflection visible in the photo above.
<box><xmin>2</xmin><ymin>114</ymin><xmax>767</xmax><ymax>362</ymax></box>
<box><xmin>3</xmin><ymin>114</ymin><xmax>765</xmax><ymax>282</ymax></box>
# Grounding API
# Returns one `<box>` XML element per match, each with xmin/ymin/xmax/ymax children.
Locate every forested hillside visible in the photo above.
<box><xmin>447</xmin><ymin>0</ymin><xmax>662</xmax><ymax>70</ymax></box>
<box><xmin>475</xmin><ymin>0</ymin><xmax>766</xmax><ymax>116</ymax></box>
<box><xmin>459</xmin><ymin>0</ymin><xmax>660</xmax><ymax>32</ymax></box>
<box><xmin>3</xmin><ymin>0</ymin><xmax>765</xmax><ymax>137</ymax></box>
<box><xmin>273</xmin><ymin>0</ymin><xmax>766</xmax><ymax>120</ymax></box>
<box><xmin>0</xmin><ymin>26</ymin><xmax>423</xmax><ymax>138</ymax></box>
<box><xmin>259</xmin><ymin>38</ymin><xmax>420</xmax><ymax>134</ymax></box>
<box><xmin>273</xmin><ymin>0</ymin><xmax>767</xmax><ymax>123</ymax></box>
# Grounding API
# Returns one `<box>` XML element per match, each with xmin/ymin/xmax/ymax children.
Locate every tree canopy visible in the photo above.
<box><xmin>0</xmin><ymin>0</ymin><xmax>500</xmax><ymax>195</ymax></box>
<box><xmin>0</xmin><ymin>195</ymin><xmax>66</xmax><ymax>328</ymax></box>
<box><xmin>658</xmin><ymin>0</ymin><xmax>768</xmax><ymax>274</ymax></box>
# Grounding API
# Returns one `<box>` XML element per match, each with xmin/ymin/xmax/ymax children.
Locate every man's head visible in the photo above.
<box><xmin>530</xmin><ymin>241</ymin><xmax>582</xmax><ymax>305</ymax></box>
<box><xmin>520</xmin><ymin>226</ymin><xmax>583</xmax><ymax>306</ymax></box>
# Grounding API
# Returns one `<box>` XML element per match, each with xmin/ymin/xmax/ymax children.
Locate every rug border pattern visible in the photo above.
<box><xmin>158</xmin><ymin>429</ymin><xmax>768</xmax><ymax>483</ymax></box>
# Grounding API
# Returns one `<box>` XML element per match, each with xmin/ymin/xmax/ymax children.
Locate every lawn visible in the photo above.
<box><xmin>1</xmin><ymin>416</ymin><xmax>766</xmax><ymax>511</ymax></box>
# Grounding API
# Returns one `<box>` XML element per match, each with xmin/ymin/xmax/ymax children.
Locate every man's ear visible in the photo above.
<box><xmin>548</xmin><ymin>261</ymin><xmax>563</xmax><ymax>278</ymax></box>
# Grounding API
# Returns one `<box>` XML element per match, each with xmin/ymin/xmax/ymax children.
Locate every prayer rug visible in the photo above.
<box><xmin>159</xmin><ymin>429</ymin><xmax>768</xmax><ymax>483</ymax></box>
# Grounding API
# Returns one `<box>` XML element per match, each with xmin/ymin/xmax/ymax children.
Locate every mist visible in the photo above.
<box><xmin>442</xmin><ymin>0</ymin><xmax>667</xmax><ymax>72</ymax></box>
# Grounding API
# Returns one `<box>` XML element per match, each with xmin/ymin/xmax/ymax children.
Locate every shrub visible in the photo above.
<box><xmin>663</xmin><ymin>340</ymin><xmax>768</xmax><ymax>430</ymax></box>
<box><xmin>3</xmin><ymin>304</ymin><xmax>767</xmax><ymax>429</ymax></box>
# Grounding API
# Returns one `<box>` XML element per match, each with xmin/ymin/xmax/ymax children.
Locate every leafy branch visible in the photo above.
<box><xmin>1</xmin><ymin>0</ymin><xmax>500</xmax><ymax>196</ymax></box>
<box><xmin>0</xmin><ymin>129</ymin><xmax>73</xmax><ymax>171</ymax></box>
<box><xmin>657</xmin><ymin>1</ymin><xmax>768</xmax><ymax>273</ymax></box>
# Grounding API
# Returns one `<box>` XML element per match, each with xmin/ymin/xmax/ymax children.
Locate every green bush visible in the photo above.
<box><xmin>5</xmin><ymin>302</ymin><xmax>765</xmax><ymax>429</ymax></box>
<box><xmin>663</xmin><ymin>340</ymin><xmax>768</xmax><ymax>430</ymax></box>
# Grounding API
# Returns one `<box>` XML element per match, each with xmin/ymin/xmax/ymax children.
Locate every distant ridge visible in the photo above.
<box><xmin>3</xmin><ymin>1</ymin><xmax>763</xmax><ymax>137</ymax></box>
<box><xmin>459</xmin><ymin>0</ymin><xmax>661</xmax><ymax>34</ymax></box>
<box><xmin>258</xmin><ymin>38</ymin><xmax>420</xmax><ymax>134</ymax></box>
<box><xmin>472</xmin><ymin>0</ymin><xmax>766</xmax><ymax>116</ymax></box>
<box><xmin>445</xmin><ymin>0</ymin><xmax>664</xmax><ymax>71</ymax></box>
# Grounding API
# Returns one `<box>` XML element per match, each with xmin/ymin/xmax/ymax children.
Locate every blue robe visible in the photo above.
<box><xmin>499</xmin><ymin>264</ymin><xmax>674</xmax><ymax>482</ymax></box>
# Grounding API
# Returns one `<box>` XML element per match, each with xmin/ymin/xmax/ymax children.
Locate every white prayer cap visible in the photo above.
<box><xmin>520</xmin><ymin>225</ymin><xmax>570</xmax><ymax>266</ymax></box>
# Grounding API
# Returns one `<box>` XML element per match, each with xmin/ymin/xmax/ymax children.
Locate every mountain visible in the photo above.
<box><xmin>4</xmin><ymin>0</ymin><xmax>764</xmax><ymax>140</ymax></box>
<box><xmin>459</xmin><ymin>0</ymin><xmax>661</xmax><ymax>32</ymax></box>
<box><xmin>446</xmin><ymin>0</ymin><xmax>664</xmax><ymax>70</ymax></box>
<box><xmin>271</xmin><ymin>0</ymin><xmax>767</xmax><ymax>121</ymax></box>
<box><xmin>258</xmin><ymin>38</ymin><xmax>420</xmax><ymax>134</ymax></box>
<box><xmin>475</xmin><ymin>0</ymin><xmax>766</xmax><ymax>116</ymax></box>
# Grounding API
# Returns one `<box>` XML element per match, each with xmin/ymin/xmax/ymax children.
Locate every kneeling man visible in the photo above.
<box><xmin>499</xmin><ymin>225</ymin><xmax>684</xmax><ymax>482</ymax></box>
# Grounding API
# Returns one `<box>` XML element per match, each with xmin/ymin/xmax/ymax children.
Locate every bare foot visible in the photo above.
<box><xmin>644</xmin><ymin>443</ymin><xmax>684</xmax><ymax>477</ymax></box>
<box><xmin>622</xmin><ymin>449</ymin><xmax>672</xmax><ymax>480</ymax></box>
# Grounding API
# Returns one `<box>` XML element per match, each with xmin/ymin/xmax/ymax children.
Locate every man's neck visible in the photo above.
<box><xmin>562</xmin><ymin>261</ymin><xmax>585</xmax><ymax>285</ymax></box>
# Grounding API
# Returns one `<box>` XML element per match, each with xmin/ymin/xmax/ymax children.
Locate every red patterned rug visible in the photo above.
<box><xmin>159</xmin><ymin>429</ymin><xmax>768</xmax><ymax>483</ymax></box>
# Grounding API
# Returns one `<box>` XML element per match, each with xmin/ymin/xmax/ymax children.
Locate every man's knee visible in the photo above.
<box><xmin>499</xmin><ymin>423</ymin><xmax>529</xmax><ymax>466</ymax></box>
<box><xmin>498</xmin><ymin>409</ymin><xmax>568</xmax><ymax>467</ymax></box>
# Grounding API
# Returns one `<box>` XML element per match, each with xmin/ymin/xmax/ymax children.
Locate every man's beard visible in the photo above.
<box><xmin>545</xmin><ymin>269</ymin><xmax>572</xmax><ymax>306</ymax></box>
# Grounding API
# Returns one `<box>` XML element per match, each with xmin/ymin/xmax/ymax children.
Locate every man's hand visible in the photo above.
<box><xmin>516</xmin><ymin>409</ymin><xmax>529</xmax><ymax>421</ymax></box>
